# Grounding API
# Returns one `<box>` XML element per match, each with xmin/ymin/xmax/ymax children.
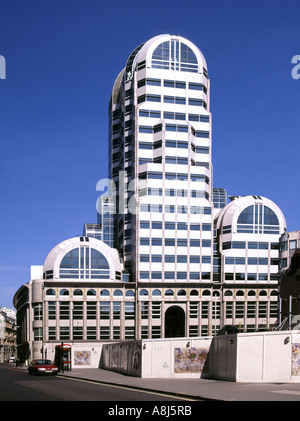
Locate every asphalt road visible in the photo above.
<box><xmin>0</xmin><ymin>365</ymin><xmax>190</xmax><ymax>403</ymax></box>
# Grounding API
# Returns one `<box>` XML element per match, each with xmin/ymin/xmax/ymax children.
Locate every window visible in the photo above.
<box><xmin>165</xmin><ymin>289</ymin><xmax>174</xmax><ymax>296</ymax></box>
<box><xmin>125</xmin><ymin>302</ymin><xmax>135</xmax><ymax>319</ymax></box>
<box><xmin>60</xmin><ymin>247</ymin><xmax>110</xmax><ymax>279</ymax></box>
<box><xmin>73</xmin><ymin>326</ymin><xmax>83</xmax><ymax>340</ymax></box>
<box><xmin>48</xmin><ymin>302</ymin><xmax>56</xmax><ymax>320</ymax></box>
<box><xmin>152</xmin><ymin>302</ymin><xmax>161</xmax><ymax>319</ymax></box>
<box><xmin>100</xmin><ymin>302</ymin><xmax>110</xmax><ymax>319</ymax></box>
<box><xmin>152</xmin><ymin>40</ymin><xmax>198</xmax><ymax>72</ymax></box>
<box><xmin>247</xmin><ymin>302</ymin><xmax>256</xmax><ymax>318</ymax></box>
<box><xmin>46</xmin><ymin>289</ymin><xmax>56</xmax><ymax>296</ymax></box>
<box><xmin>73</xmin><ymin>289</ymin><xmax>83</xmax><ymax>296</ymax></box>
<box><xmin>48</xmin><ymin>327</ymin><xmax>56</xmax><ymax>340</ymax></box>
<box><xmin>226</xmin><ymin>302</ymin><xmax>233</xmax><ymax>318</ymax></box>
<box><xmin>100</xmin><ymin>327</ymin><xmax>110</xmax><ymax>340</ymax></box>
<box><xmin>34</xmin><ymin>327</ymin><xmax>43</xmax><ymax>341</ymax></box>
<box><xmin>113</xmin><ymin>302</ymin><xmax>121</xmax><ymax>319</ymax></box>
<box><xmin>87</xmin><ymin>327</ymin><xmax>97</xmax><ymax>340</ymax></box>
<box><xmin>164</xmin><ymin>80</ymin><xmax>186</xmax><ymax>88</ymax></box>
<box><xmin>141</xmin><ymin>301</ymin><xmax>149</xmax><ymax>319</ymax></box>
<box><xmin>60</xmin><ymin>327</ymin><xmax>70</xmax><ymax>340</ymax></box>
<box><xmin>87</xmin><ymin>302</ymin><xmax>97</xmax><ymax>319</ymax></box>
<box><xmin>33</xmin><ymin>303</ymin><xmax>43</xmax><ymax>321</ymax></box>
<box><xmin>237</xmin><ymin>204</ymin><xmax>280</xmax><ymax>234</ymax></box>
<box><xmin>235</xmin><ymin>303</ymin><xmax>245</xmax><ymax>319</ymax></box>
<box><xmin>59</xmin><ymin>302</ymin><xmax>69</xmax><ymax>319</ymax></box>
<box><xmin>125</xmin><ymin>327</ymin><xmax>135</xmax><ymax>339</ymax></box>
<box><xmin>73</xmin><ymin>302</ymin><xmax>83</xmax><ymax>320</ymax></box>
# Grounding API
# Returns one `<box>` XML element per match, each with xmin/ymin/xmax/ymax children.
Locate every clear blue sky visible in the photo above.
<box><xmin>1</xmin><ymin>0</ymin><xmax>300</xmax><ymax>308</ymax></box>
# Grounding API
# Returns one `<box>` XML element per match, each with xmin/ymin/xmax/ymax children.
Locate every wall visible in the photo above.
<box><xmin>100</xmin><ymin>337</ymin><xmax>212</xmax><ymax>378</ymax></box>
<box><xmin>210</xmin><ymin>331</ymin><xmax>300</xmax><ymax>382</ymax></box>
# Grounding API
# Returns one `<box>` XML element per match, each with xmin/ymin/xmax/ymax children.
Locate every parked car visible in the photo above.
<box><xmin>8</xmin><ymin>357</ymin><xmax>16</xmax><ymax>363</ymax></box>
<box><xmin>28</xmin><ymin>359</ymin><xmax>59</xmax><ymax>375</ymax></box>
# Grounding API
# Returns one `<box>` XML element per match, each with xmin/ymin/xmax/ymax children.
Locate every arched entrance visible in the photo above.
<box><xmin>165</xmin><ymin>306</ymin><xmax>185</xmax><ymax>338</ymax></box>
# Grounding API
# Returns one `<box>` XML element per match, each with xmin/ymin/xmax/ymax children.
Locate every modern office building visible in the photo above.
<box><xmin>214</xmin><ymin>195</ymin><xmax>286</xmax><ymax>333</ymax></box>
<box><xmin>277</xmin><ymin>230</ymin><xmax>300</xmax><ymax>329</ymax></box>
<box><xmin>13</xmin><ymin>34</ymin><xmax>288</xmax><ymax>365</ymax></box>
<box><xmin>0</xmin><ymin>309</ymin><xmax>17</xmax><ymax>363</ymax></box>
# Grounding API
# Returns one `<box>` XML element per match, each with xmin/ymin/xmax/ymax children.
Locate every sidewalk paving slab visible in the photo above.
<box><xmin>56</xmin><ymin>368</ymin><xmax>300</xmax><ymax>401</ymax></box>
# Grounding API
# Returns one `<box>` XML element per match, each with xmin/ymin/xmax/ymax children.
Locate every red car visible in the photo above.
<box><xmin>28</xmin><ymin>359</ymin><xmax>59</xmax><ymax>375</ymax></box>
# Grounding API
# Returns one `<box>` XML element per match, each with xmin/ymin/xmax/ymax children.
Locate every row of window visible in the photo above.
<box><xmin>140</xmin><ymin>221</ymin><xmax>211</xmax><ymax>231</ymax></box>
<box><xmin>35</xmin><ymin>318</ymin><xmax>275</xmax><ymax>341</ymax></box>
<box><xmin>139</xmin><ymin>171</ymin><xmax>210</xmax><ymax>184</ymax></box>
<box><xmin>39</xmin><ymin>322</ymin><xmax>277</xmax><ymax>341</ymax></box>
<box><xmin>280</xmin><ymin>239</ymin><xmax>298</xmax><ymax>251</ymax></box>
<box><xmin>225</xmin><ymin>257</ymin><xmax>279</xmax><ymax>266</ymax></box>
<box><xmin>139</xmin><ymin>124</ymin><xmax>209</xmax><ymax>137</ymax></box>
<box><xmin>140</xmin><ymin>254</ymin><xmax>211</xmax><ymax>263</ymax></box>
<box><xmin>139</xmin><ymin>109</ymin><xmax>209</xmax><ymax>122</ymax></box>
<box><xmin>139</xmin><ymin>140</ymin><xmax>209</xmax><ymax>152</ymax></box>
<box><xmin>40</xmin><ymin>295</ymin><xmax>276</xmax><ymax>321</ymax></box>
<box><xmin>137</xmin><ymin>78</ymin><xmax>207</xmax><ymax>93</ymax></box>
<box><xmin>45</xmin><ymin>288</ymin><xmax>134</xmax><ymax>297</ymax></box>
<box><xmin>139</xmin><ymin>187</ymin><xmax>208</xmax><ymax>199</ymax></box>
<box><xmin>139</xmin><ymin>204</ymin><xmax>211</xmax><ymax>214</ymax></box>
<box><xmin>140</xmin><ymin>271</ymin><xmax>210</xmax><ymax>280</ymax></box>
<box><xmin>223</xmin><ymin>241</ymin><xmax>279</xmax><ymax>250</ymax></box>
<box><xmin>139</xmin><ymin>157</ymin><xmax>208</xmax><ymax>167</ymax></box>
<box><xmin>137</xmin><ymin>94</ymin><xmax>207</xmax><ymax>109</ymax></box>
<box><xmin>224</xmin><ymin>273</ymin><xmax>278</xmax><ymax>281</ymax></box>
<box><xmin>140</xmin><ymin>238</ymin><xmax>211</xmax><ymax>247</ymax></box>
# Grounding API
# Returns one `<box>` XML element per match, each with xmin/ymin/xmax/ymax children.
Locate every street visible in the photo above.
<box><xmin>0</xmin><ymin>365</ymin><xmax>190</xmax><ymax>402</ymax></box>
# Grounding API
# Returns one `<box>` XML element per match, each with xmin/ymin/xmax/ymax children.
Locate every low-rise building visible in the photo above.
<box><xmin>0</xmin><ymin>309</ymin><xmax>17</xmax><ymax>363</ymax></box>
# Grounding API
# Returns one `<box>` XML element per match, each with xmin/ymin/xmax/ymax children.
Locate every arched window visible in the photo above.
<box><xmin>87</xmin><ymin>289</ymin><xmax>96</xmax><ymax>296</ymax></box>
<box><xmin>60</xmin><ymin>289</ymin><xmax>69</xmax><ymax>296</ymax></box>
<box><xmin>59</xmin><ymin>247</ymin><xmax>110</xmax><ymax>279</ymax></box>
<box><xmin>152</xmin><ymin>40</ymin><xmax>198</xmax><ymax>73</ymax></box>
<box><xmin>270</xmin><ymin>290</ymin><xmax>278</xmax><ymax>296</ymax></box>
<box><xmin>238</xmin><ymin>206</ymin><xmax>254</xmax><ymax>225</ymax></box>
<box><xmin>73</xmin><ymin>289</ymin><xmax>83</xmax><ymax>296</ymax></box>
<box><xmin>114</xmin><ymin>289</ymin><xmax>123</xmax><ymax>296</ymax></box>
<box><xmin>165</xmin><ymin>289</ymin><xmax>174</xmax><ymax>296</ymax></box>
<box><xmin>100</xmin><ymin>289</ymin><xmax>109</xmax><ymax>296</ymax></box>
<box><xmin>236</xmin><ymin>290</ymin><xmax>244</xmax><ymax>296</ymax></box>
<box><xmin>46</xmin><ymin>289</ymin><xmax>56</xmax><ymax>296</ymax></box>
<box><xmin>224</xmin><ymin>290</ymin><xmax>233</xmax><ymax>296</ymax></box>
<box><xmin>237</xmin><ymin>204</ymin><xmax>280</xmax><ymax>234</ymax></box>
<box><xmin>125</xmin><ymin>290</ymin><xmax>135</xmax><ymax>297</ymax></box>
<box><xmin>264</xmin><ymin>206</ymin><xmax>279</xmax><ymax>226</ymax></box>
<box><xmin>248</xmin><ymin>290</ymin><xmax>256</xmax><ymax>296</ymax></box>
<box><xmin>60</xmin><ymin>248</ymin><xmax>79</xmax><ymax>268</ymax></box>
<box><xmin>177</xmin><ymin>289</ymin><xmax>186</xmax><ymax>296</ymax></box>
<box><xmin>190</xmin><ymin>289</ymin><xmax>199</xmax><ymax>296</ymax></box>
<box><xmin>259</xmin><ymin>290</ymin><xmax>267</xmax><ymax>296</ymax></box>
<box><xmin>202</xmin><ymin>290</ymin><xmax>211</xmax><ymax>296</ymax></box>
<box><xmin>139</xmin><ymin>289</ymin><xmax>149</xmax><ymax>296</ymax></box>
<box><xmin>152</xmin><ymin>289</ymin><xmax>161</xmax><ymax>296</ymax></box>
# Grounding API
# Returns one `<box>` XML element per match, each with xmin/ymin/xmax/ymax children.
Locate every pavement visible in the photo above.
<box><xmin>53</xmin><ymin>367</ymin><xmax>300</xmax><ymax>401</ymax></box>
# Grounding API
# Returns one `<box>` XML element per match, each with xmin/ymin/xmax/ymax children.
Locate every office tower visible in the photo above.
<box><xmin>214</xmin><ymin>195</ymin><xmax>286</xmax><ymax>333</ymax></box>
<box><xmin>109</xmin><ymin>34</ymin><xmax>213</xmax><ymax>337</ymax></box>
<box><xmin>14</xmin><ymin>36</ymin><xmax>289</xmax><ymax>364</ymax></box>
